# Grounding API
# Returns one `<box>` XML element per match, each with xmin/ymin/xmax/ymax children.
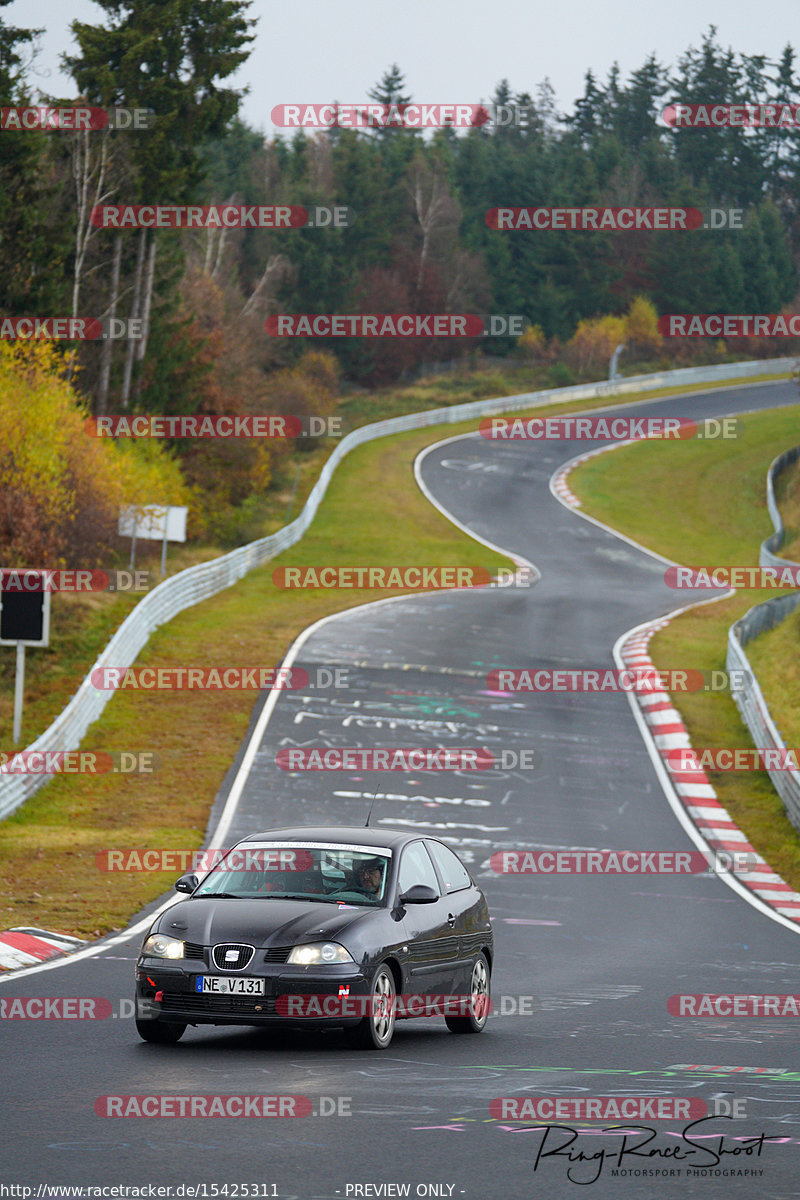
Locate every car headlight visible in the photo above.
<box><xmin>142</xmin><ymin>934</ymin><xmax>185</xmax><ymax>960</ymax></box>
<box><xmin>287</xmin><ymin>942</ymin><xmax>354</xmax><ymax>965</ymax></box>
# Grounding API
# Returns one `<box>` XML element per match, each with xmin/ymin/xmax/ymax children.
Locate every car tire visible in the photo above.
<box><xmin>445</xmin><ymin>953</ymin><xmax>490</xmax><ymax>1034</ymax></box>
<box><xmin>135</xmin><ymin>1017</ymin><xmax>186</xmax><ymax>1044</ymax></box>
<box><xmin>343</xmin><ymin>964</ymin><xmax>396</xmax><ymax>1050</ymax></box>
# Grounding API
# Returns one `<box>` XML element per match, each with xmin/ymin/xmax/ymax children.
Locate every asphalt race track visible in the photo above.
<box><xmin>2</xmin><ymin>379</ymin><xmax>800</xmax><ymax>1199</ymax></box>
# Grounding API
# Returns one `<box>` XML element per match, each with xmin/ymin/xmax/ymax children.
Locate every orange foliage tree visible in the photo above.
<box><xmin>0</xmin><ymin>342</ymin><xmax>185</xmax><ymax>567</ymax></box>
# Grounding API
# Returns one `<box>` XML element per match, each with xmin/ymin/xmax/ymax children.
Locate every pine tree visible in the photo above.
<box><xmin>0</xmin><ymin>3</ymin><xmax>69</xmax><ymax>314</ymax></box>
<box><xmin>366</xmin><ymin>63</ymin><xmax>412</xmax><ymax>137</ymax></box>
<box><xmin>567</xmin><ymin>71</ymin><xmax>605</xmax><ymax>148</ymax></box>
<box><xmin>738</xmin><ymin>212</ymin><xmax>781</xmax><ymax>311</ymax></box>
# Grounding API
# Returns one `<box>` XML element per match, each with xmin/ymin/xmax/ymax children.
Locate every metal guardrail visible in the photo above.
<box><xmin>728</xmin><ymin>442</ymin><xmax>800</xmax><ymax>830</ymax></box>
<box><xmin>0</xmin><ymin>354</ymin><xmax>795</xmax><ymax>820</ymax></box>
<box><xmin>760</xmin><ymin>444</ymin><xmax>800</xmax><ymax>569</ymax></box>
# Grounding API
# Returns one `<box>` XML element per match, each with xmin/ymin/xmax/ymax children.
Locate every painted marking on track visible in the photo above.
<box><xmin>502</xmin><ymin>918</ymin><xmax>562</xmax><ymax>925</ymax></box>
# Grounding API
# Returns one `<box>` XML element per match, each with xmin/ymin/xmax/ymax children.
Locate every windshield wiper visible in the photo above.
<box><xmin>193</xmin><ymin>891</ymin><xmax>369</xmax><ymax>903</ymax></box>
<box><xmin>251</xmin><ymin>893</ymin><xmax>360</xmax><ymax>903</ymax></box>
<box><xmin>252</xmin><ymin>892</ymin><xmax>325</xmax><ymax>900</ymax></box>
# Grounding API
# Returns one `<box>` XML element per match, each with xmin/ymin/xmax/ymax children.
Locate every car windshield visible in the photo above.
<box><xmin>192</xmin><ymin>842</ymin><xmax>392</xmax><ymax>906</ymax></box>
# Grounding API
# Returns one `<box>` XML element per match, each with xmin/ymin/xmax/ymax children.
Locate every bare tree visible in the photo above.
<box><xmin>132</xmin><ymin>235</ymin><xmax>158</xmax><ymax>404</ymax></box>
<box><xmin>120</xmin><ymin>229</ymin><xmax>147</xmax><ymax>408</ymax></box>
<box><xmin>404</xmin><ymin>154</ymin><xmax>461</xmax><ymax>295</ymax></box>
<box><xmin>203</xmin><ymin>193</ymin><xmax>239</xmax><ymax>278</ymax></box>
<box><xmin>97</xmin><ymin>234</ymin><xmax>123</xmax><ymax>414</ymax></box>
<box><xmin>240</xmin><ymin>254</ymin><xmax>290</xmax><ymax>318</ymax></box>
<box><xmin>70</xmin><ymin>125</ymin><xmax>114</xmax><ymax>318</ymax></box>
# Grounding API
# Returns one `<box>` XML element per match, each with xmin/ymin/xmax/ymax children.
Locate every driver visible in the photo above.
<box><xmin>354</xmin><ymin>857</ymin><xmax>384</xmax><ymax>898</ymax></box>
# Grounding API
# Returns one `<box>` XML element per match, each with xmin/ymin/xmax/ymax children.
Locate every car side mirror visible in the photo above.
<box><xmin>399</xmin><ymin>884</ymin><xmax>438</xmax><ymax>904</ymax></box>
<box><xmin>175</xmin><ymin>873</ymin><xmax>199</xmax><ymax>894</ymax></box>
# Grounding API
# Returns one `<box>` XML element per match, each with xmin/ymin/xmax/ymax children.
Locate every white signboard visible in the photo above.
<box><xmin>118</xmin><ymin>505</ymin><xmax>187</xmax><ymax>543</ymax></box>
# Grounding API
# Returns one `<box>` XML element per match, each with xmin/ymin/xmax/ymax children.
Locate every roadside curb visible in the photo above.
<box><xmin>0</xmin><ymin>927</ymin><xmax>86</xmax><ymax>971</ymax></box>
<box><xmin>619</xmin><ymin>622</ymin><xmax>800</xmax><ymax>923</ymax></box>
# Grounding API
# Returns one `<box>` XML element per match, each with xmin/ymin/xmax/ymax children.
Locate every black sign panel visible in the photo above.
<box><xmin>0</xmin><ymin>578</ymin><xmax>48</xmax><ymax>643</ymax></box>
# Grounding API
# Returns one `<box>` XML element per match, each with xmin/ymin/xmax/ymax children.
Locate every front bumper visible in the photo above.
<box><xmin>135</xmin><ymin>958</ymin><xmax>369</xmax><ymax>1027</ymax></box>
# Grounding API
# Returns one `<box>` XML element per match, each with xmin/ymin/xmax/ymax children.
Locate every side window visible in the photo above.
<box><xmin>398</xmin><ymin>841</ymin><xmax>439</xmax><ymax>896</ymax></box>
<box><xmin>427</xmin><ymin>841</ymin><xmax>472</xmax><ymax>894</ymax></box>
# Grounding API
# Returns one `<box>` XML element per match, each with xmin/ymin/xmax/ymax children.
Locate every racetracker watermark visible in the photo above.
<box><xmin>0</xmin><ymin>568</ymin><xmax>150</xmax><ymax>592</ymax></box>
<box><xmin>276</xmin><ymin>747</ymin><xmax>533</xmax><ymax>771</ymax></box>
<box><xmin>486</xmin><ymin>207</ymin><xmax>743</xmax><ymax>231</ymax></box>
<box><xmin>0</xmin><ymin>750</ymin><xmax>157</xmax><ymax>775</ymax></box>
<box><xmin>275</xmin><ymin>994</ymin><xmax>492</xmax><ymax>1019</ymax></box>
<box><xmin>479</xmin><ymin>416</ymin><xmax>738</xmax><ymax>440</ymax></box>
<box><xmin>272</xmin><ymin>102</ymin><xmax>627</xmax><ymax>130</ymax></box>
<box><xmin>659</xmin><ymin>314</ymin><xmax>800</xmax><ymax>337</ymax></box>
<box><xmin>95</xmin><ymin>1095</ymin><xmax>313</xmax><ymax>1118</ymax></box>
<box><xmin>278</xmin><ymin>748</ymin><xmax>534</xmax><ymax>768</ymax></box>
<box><xmin>89</xmin><ymin>666</ymin><xmax>347</xmax><ymax>690</ymax></box>
<box><xmin>0</xmin><ymin>997</ymin><xmax>135</xmax><ymax>1018</ymax></box>
<box><xmin>490</xmin><ymin>1097</ymin><xmax>706</xmax><ymax>1120</ymax></box>
<box><xmin>669</xmin><ymin>995</ymin><xmax>800</xmax><ymax>1017</ymax></box>
<box><xmin>485</xmin><ymin>668</ymin><xmax>751</xmax><ymax>692</ymax></box>
<box><xmin>1</xmin><ymin>106</ymin><xmax>154</xmax><ymax>130</ymax></box>
<box><xmin>265</xmin><ymin>314</ymin><xmax>525</xmax><ymax>337</ymax></box>
<box><xmin>272</xmin><ymin>566</ymin><xmax>532</xmax><ymax>589</ymax></box>
<box><xmin>665</xmin><ymin>748</ymin><xmax>800</xmax><ymax>771</ymax></box>
<box><xmin>665</xmin><ymin>565</ymin><xmax>800</xmax><ymax>588</ymax></box>
<box><xmin>0</xmin><ymin>318</ymin><xmax>142</xmax><ymax>340</ymax></box>
<box><xmin>85</xmin><ymin>415</ymin><xmax>343</xmax><ymax>439</ymax></box>
<box><xmin>490</xmin><ymin>849</ymin><xmax>759</xmax><ymax>874</ymax></box>
<box><xmin>663</xmin><ymin>103</ymin><xmax>800</xmax><ymax>128</ymax></box>
<box><xmin>90</xmin><ymin>205</ymin><xmax>352</xmax><ymax>229</ymax></box>
<box><xmin>272</xmin><ymin>103</ymin><xmax>496</xmax><ymax>129</ymax></box>
<box><xmin>96</xmin><ymin>847</ymin><xmax>315</xmax><ymax>872</ymax></box>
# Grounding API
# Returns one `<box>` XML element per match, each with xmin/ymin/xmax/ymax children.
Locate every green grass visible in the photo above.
<box><xmin>569</xmin><ymin>406</ymin><xmax>796</xmax><ymax>564</ymax></box>
<box><xmin>569</xmin><ymin>402</ymin><xmax>800</xmax><ymax>888</ymax></box>
<box><xmin>745</xmin><ymin>608</ymin><xmax>800</xmax><ymax>753</ymax></box>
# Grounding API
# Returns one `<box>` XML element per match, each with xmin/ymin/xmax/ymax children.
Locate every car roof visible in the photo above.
<box><xmin>238</xmin><ymin>825</ymin><xmax>419</xmax><ymax>851</ymax></box>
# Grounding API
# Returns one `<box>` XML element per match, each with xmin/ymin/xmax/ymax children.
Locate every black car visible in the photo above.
<box><xmin>134</xmin><ymin>825</ymin><xmax>494</xmax><ymax>1049</ymax></box>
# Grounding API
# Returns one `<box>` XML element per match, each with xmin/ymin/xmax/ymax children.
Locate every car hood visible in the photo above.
<box><xmin>155</xmin><ymin>898</ymin><xmax>375</xmax><ymax>949</ymax></box>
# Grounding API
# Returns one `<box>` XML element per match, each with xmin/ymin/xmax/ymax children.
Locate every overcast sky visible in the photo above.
<box><xmin>7</xmin><ymin>0</ymin><xmax>799</xmax><ymax>134</ymax></box>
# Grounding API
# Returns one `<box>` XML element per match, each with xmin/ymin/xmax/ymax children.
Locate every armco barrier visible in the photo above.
<box><xmin>0</xmin><ymin>355</ymin><xmax>794</xmax><ymax>820</ymax></box>
<box><xmin>760</xmin><ymin>444</ymin><xmax>800</xmax><ymax>569</ymax></box>
<box><xmin>729</xmin><ymin>442</ymin><xmax>800</xmax><ymax>831</ymax></box>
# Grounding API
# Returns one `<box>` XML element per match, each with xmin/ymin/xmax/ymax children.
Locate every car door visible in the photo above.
<box><xmin>425</xmin><ymin>839</ymin><xmax>478</xmax><ymax>993</ymax></box>
<box><xmin>396</xmin><ymin>840</ymin><xmax>456</xmax><ymax>1000</ymax></box>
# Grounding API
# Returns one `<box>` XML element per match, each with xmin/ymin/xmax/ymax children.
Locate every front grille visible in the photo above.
<box><xmin>263</xmin><ymin>946</ymin><xmax>291</xmax><ymax>963</ymax></box>
<box><xmin>161</xmin><ymin>992</ymin><xmax>277</xmax><ymax>1015</ymax></box>
<box><xmin>212</xmin><ymin>943</ymin><xmax>255</xmax><ymax>971</ymax></box>
<box><xmin>184</xmin><ymin>942</ymin><xmax>205</xmax><ymax>961</ymax></box>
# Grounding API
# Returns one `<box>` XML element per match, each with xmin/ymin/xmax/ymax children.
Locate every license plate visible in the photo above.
<box><xmin>195</xmin><ymin>976</ymin><xmax>265</xmax><ymax>995</ymax></box>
